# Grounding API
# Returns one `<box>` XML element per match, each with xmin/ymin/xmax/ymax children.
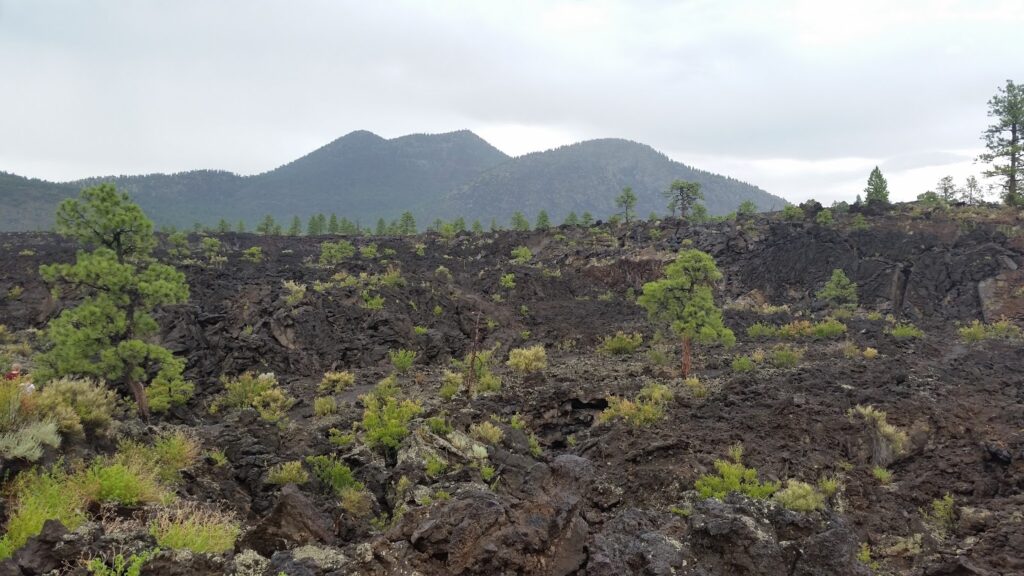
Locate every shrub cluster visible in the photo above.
<box><xmin>599</xmin><ymin>331</ymin><xmax>643</xmax><ymax>355</ymax></box>
<box><xmin>506</xmin><ymin>345</ymin><xmax>547</xmax><ymax>374</ymax></box>
<box><xmin>211</xmin><ymin>372</ymin><xmax>295</xmax><ymax>424</ymax></box>
<box><xmin>599</xmin><ymin>383</ymin><xmax>673</xmax><ymax>427</ymax></box>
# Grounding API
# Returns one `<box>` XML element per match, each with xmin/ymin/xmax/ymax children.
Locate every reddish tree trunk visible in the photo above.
<box><xmin>128</xmin><ymin>378</ymin><xmax>150</xmax><ymax>421</ymax></box>
<box><xmin>681</xmin><ymin>336</ymin><xmax>692</xmax><ymax>378</ymax></box>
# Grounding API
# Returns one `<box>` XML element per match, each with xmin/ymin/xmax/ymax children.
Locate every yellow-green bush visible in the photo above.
<box><xmin>470</xmin><ymin>421</ymin><xmax>504</xmax><ymax>444</ymax></box>
<box><xmin>695</xmin><ymin>444</ymin><xmax>779</xmax><ymax>500</ymax></box>
<box><xmin>599</xmin><ymin>332</ymin><xmax>643</xmax><ymax>355</ymax></box>
<box><xmin>313</xmin><ymin>396</ymin><xmax>337</xmax><ymax>417</ymax></box>
<box><xmin>267</xmin><ymin>460</ymin><xmax>309</xmax><ymax>485</ymax></box>
<box><xmin>33</xmin><ymin>377</ymin><xmax>117</xmax><ymax>437</ymax></box>
<box><xmin>506</xmin><ymin>345</ymin><xmax>547</xmax><ymax>374</ymax></box>
<box><xmin>361</xmin><ymin>394</ymin><xmax>422</xmax><ymax>450</ymax></box>
<box><xmin>773</xmin><ymin>480</ymin><xmax>825</xmax><ymax>512</ymax></box>
<box><xmin>599</xmin><ymin>383</ymin><xmax>673</xmax><ymax>426</ymax></box>
<box><xmin>319</xmin><ymin>371</ymin><xmax>355</xmax><ymax>393</ymax></box>
<box><xmin>150</xmin><ymin>505</ymin><xmax>240</xmax><ymax>554</ymax></box>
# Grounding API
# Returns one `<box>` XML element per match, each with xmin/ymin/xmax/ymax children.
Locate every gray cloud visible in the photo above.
<box><xmin>0</xmin><ymin>0</ymin><xmax>1019</xmax><ymax>203</ymax></box>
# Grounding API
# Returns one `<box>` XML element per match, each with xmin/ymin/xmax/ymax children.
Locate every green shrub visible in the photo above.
<box><xmin>815</xmin><ymin>209</ymin><xmax>833</xmax><ymax>226</ymax></box>
<box><xmin>425</xmin><ymin>454</ymin><xmax>447</xmax><ymax>478</ymax></box>
<box><xmin>413</xmin><ymin>325</ymin><xmax>428</xmax><ymax>336</ymax></box>
<box><xmin>314</xmin><ymin>396</ymin><xmax>337</xmax><ymax>417</ymax></box>
<box><xmin>282</xmin><ymin>280</ymin><xmax>306</xmax><ymax>307</ymax></box>
<box><xmin>599</xmin><ymin>332</ymin><xmax>643</xmax><ymax>355</ymax></box>
<box><xmin>251</xmin><ymin>388</ymin><xmax>295</xmax><ymax>424</ymax></box>
<box><xmin>958</xmin><ymin>319</ymin><xmax>1022</xmax><ymax>342</ymax></box>
<box><xmin>79</xmin><ymin>459</ymin><xmax>165</xmax><ymax>506</ymax></box>
<box><xmin>506</xmin><ymin>345</ymin><xmax>547</xmax><ymax>374</ymax></box>
<box><xmin>439</xmin><ymin>370</ymin><xmax>462</xmax><ymax>400</ymax></box>
<box><xmin>33</xmin><ymin>377</ymin><xmax>118</xmax><ymax>436</ymax></box>
<box><xmin>319</xmin><ymin>240</ymin><xmax>355</xmax><ymax>266</ymax></box>
<box><xmin>305</xmin><ymin>455</ymin><xmax>363</xmax><ymax>495</ymax></box>
<box><xmin>470</xmin><ymin>421</ymin><xmax>504</xmax><ymax>444</ymax></box>
<box><xmin>0</xmin><ymin>466</ymin><xmax>88</xmax><ymax>559</ymax></box>
<box><xmin>510</xmin><ymin>246</ymin><xmax>532</xmax><ymax>265</ymax></box>
<box><xmin>886</xmin><ymin>323</ymin><xmax>924</xmax><ymax>339</ymax></box>
<box><xmin>241</xmin><ymin>246</ymin><xmax>263</xmax><ymax>263</ymax></box>
<box><xmin>769</xmin><ymin>344</ymin><xmax>803</xmax><ymax>368</ymax></box>
<box><xmin>361</xmin><ymin>395</ymin><xmax>422</xmax><ymax>450</ymax></box>
<box><xmin>319</xmin><ymin>371</ymin><xmax>355</xmax><ymax>393</ymax></box>
<box><xmin>817</xmin><ymin>269</ymin><xmax>858</xmax><ymax>309</ymax></box>
<box><xmin>452</xmin><ymin>347</ymin><xmax>501</xmax><ymax>396</ymax></box>
<box><xmin>599</xmin><ymin>383</ymin><xmax>673</xmax><ymax>426</ymax></box>
<box><xmin>86</xmin><ymin>547</ymin><xmax>159</xmax><ymax>576</ymax></box>
<box><xmin>850</xmin><ymin>213</ymin><xmax>870</xmax><ymax>230</ymax></box>
<box><xmin>499</xmin><ymin>273</ymin><xmax>516</xmax><ymax>290</ymax></box>
<box><xmin>0</xmin><ymin>420</ymin><xmax>61</xmax><ymax>462</ymax></box>
<box><xmin>389</xmin><ymin>348</ymin><xmax>417</xmax><ymax>373</ymax></box>
<box><xmin>212</xmin><ymin>372</ymin><xmax>294</xmax><ymax>423</ymax></box>
<box><xmin>361</xmin><ymin>290</ymin><xmax>385</xmax><ymax>310</ymax></box>
<box><xmin>811</xmin><ymin>318</ymin><xmax>848</xmax><ymax>339</ymax></box>
<box><xmin>924</xmin><ymin>493</ymin><xmax>956</xmax><ymax>534</ymax></box>
<box><xmin>849</xmin><ymin>404</ymin><xmax>908</xmax><ymax>457</ymax></box>
<box><xmin>149</xmin><ymin>431</ymin><xmax>201</xmax><ymax>484</ymax></box>
<box><xmin>731</xmin><ymin>356</ymin><xmax>756</xmax><ymax>373</ymax></box>
<box><xmin>426</xmin><ymin>415</ymin><xmax>452</xmax><ymax>436</ymax></box>
<box><xmin>150</xmin><ymin>505</ymin><xmax>240</xmax><ymax>553</ymax></box>
<box><xmin>695</xmin><ymin>444</ymin><xmax>779</xmax><ymax>500</ymax></box>
<box><xmin>747</xmin><ymin>322</ymin><xmax>778</xmax><ymax>339</ymax></box>
<box><xmin>872</xmin><ymin>466</ymin><xmax>893</xmax><ymax>484</ymax></box>
<box><xmin>146</xmin><ymin>372</ymin><xmax>194</xmax><ymax>413</ymax></box>
<box><xmin>267</xmin><ymin>460</ymin><xmax>309</xmax><ymax>485</ymax></box>
<box><xmin>359</xmin><ymin>244</ymin><xmax>379</xmax><ymax>259</ymax></box>
<box><xmin>328</xmin><ymin>427</ymin><xmax>355</xmax><ymax>447</ymax></box>
<box><xmin>773</xmin><ymin>480</ymin><xmax>825</xmax><ymax>512</ymax></box>
<box><xmin>781</xmin><ymin>205</ymin><xmax>804</xmax><ymax>221</ymax></box>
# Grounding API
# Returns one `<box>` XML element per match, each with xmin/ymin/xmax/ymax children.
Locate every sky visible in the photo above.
<box><xmin>1</xmin><ymin>0</ymin><xmax>1021</xmax><ymax>204</ymax></box>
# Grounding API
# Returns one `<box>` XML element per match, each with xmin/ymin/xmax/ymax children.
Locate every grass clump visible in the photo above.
<box><xmin>361</xmin><ymin>394</ymin><xmax>422</xmax><ymax>450</ymax></box>
<box><xmin>863</xmin><ymin>347</ymin><xmax>879</xmax><ymax>359</ymax></box>
<box><xmin>305</xmin><ymin>455</ymin><xmax>363</xmax><ymax>495</ymax></box>
<box><xmin>769</xmin><ymin>344</ymin><xmax>803</xmax><ymax>368</ymax></box>
<box><xmin>211</xmin><ymin>372</ymin><xmax>295</xmax><ymax>424</ymax></box>
<box><xmin>424</xmin><ymin>454</ymin><xmax>448</xmax><ymax>478</ymax></box>
<box><xmin>328</xmin><ymin>427</ymin><xmax>355</xmax><ymax>448</ymax></box>
<box><xmin>319</xmin><ymin>240</ymin><xmax>355</xmax><ymax>266</ymax></box>
<box><xmin>958</xmin><ymin>319</ymin><xmax>1022</xmax><ymax>343</ymax></box>
<box><xmin>849</xmin><ymin>404</ymin><xmax>909</xmax><ymax>459</ymax></box>
<box><xmin>426</xmin><ymin>415</ymin><xmax>452</xmax><ymax>436</ymax></box>
<box><xmin>150</xmin><ymin>505</ymin><xmax>240</xmax><ymax>554</ymax></box>
<box><xmin>241</xmin><ymin>246</ymin><xmax>263</xmax><ymax>263</ymax></box>
<box><xmin>599</xmin><ymin>383</ymin><xmax>673</xmax><ymax>426</ymax></box>
<box><xmin>872</xmin><ymin>466</ymin><xmax>893</xmax><ymax>484</ymax></box>
<box><xmin>439</xmin><ymin>370</ymin><xmax>463</xmax><ymax>400</ymax></box>
<box><xmin>746</xmin><ymin>322</ymin><xmax>777</xmax><ymax>339</ymax></box>
<box><xmin>773</xmin><ymin>480</ymin><xmax>825</xmax><ymax>512</ymax></box>
<box><xmin>506</xmin><ymin>345</ymin><xmax>547</xmax><ymax>374</ymax></box>
<box><xmin>389</xmin><ymin>348</ymin><xmax>417</xmax><ymax>374</ymax></box>
<box><xmin>811</xmin><ymin>318</ymin><xmax>848</xmax><ymax>339</ymax></box>
<box><xmin>470</xmin><ymin>421</ymin><xmax>504</xmax><ymax>444</ymax></box>
<box><xmin>695</xmin><ymin>444</ymin><xmax>779</xmax><ymax>500</ymax></box>
<box><xmin>281</xmin><ymin>280</ymin><xmax>307</xmax><ymax>307</ymax></box>
<box><xmin>510</xmin><ymin>246</ymin><xmax>532</xmax><ymax>265</ymax></box>
<box><xmin>319</xmin><ymin>371</ymin><xmax>355</xmax><ymax>393</ymax></box>
<box><xmin>0</xmin><ymin>466</ymin><xmax>87</xmax><ymax>559</ymax></box>
<box><xmin>599</xmin><ymin>331</ymin><xmax>643</xmax><ymax>355</ymax></box>
<box><xmin>267</xmin><ymin>460</ymin><xmax>309</xmax><ymax>485</ymax></box>
<box><xmin>313</xmin><ymin>396</ymin><xmax>337</xmax><ymax>417</ymax></box>
<box><xmin>923</xmin><ymin>493</ymin><xmax>956</xmax><ymax>535</ymax></box>
<box><xmin>86</xmin><ymin>547</ymin><xmax>159</xmax><ymax>576</ymax></box>
<box><xmin>499</xmin><ymin>273</ymin><xmax>516</xmax><ymax>290</ymax></box>
<box><xmin>886</xmin><ymin>322</ymin><xmax>924</xmax><ymax>339</ymax></box>
<box><xmin>731</xmin><ymin>356</ymin><xmax>756</xmax><ymax>373</ymax></box>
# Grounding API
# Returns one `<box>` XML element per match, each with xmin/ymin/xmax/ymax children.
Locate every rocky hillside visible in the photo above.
<box><xmin>0</xmin><ymin>203</ymin><xmax>1022</xmax><ymax>575</ymax></box>
<box><xmin>0</xmin><ymin>131</ymin><xmax>783</xmax><ymax>231</ymax></box>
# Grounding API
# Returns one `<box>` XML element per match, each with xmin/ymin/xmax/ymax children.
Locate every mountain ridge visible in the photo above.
<box><xmin>0</xmin><ymin>130</ymin><xmax>785</xmax><ymax>231</ymax></box>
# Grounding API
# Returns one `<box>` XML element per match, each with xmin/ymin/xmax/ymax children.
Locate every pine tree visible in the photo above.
<box><xmin>236</xmin><ymin>219</ymin><xmax>246</xmax><ymax>233</ymax></box>
<box><xmin>637</xmin><ymin>247</ymin><xmax>735</xmax><ymax>378</ymax></box>
<box><xmin>217</xmin><ymin>218</ymin><xmax>231</xmax><ymax>233</ymax></box>
<box><xmin>288</xmin><ymin>216</ymin><xmax>302</xmax><ymax>236</ymax></box>
<box><xmin>979</xmin><ymin>80</ymin><xmax>1024</xmax><ymax>206</ymax></box>
<box><xmin>453</xmin><ymin>217</ymin><xmax>466</xmax><ymax>232</ymax></box>
<box><xmin>865</xmin><ymin>166</ymin><xmax>890</xmax><ymax>205</ymax></box>
<box><xmin>535</xmin><ymin>211</ymin><xmax>550</xmax><ymax>230</ymax></box>
<box><xmin>399</xmin><ymin>211</ymin><xmax>417</xmax><ymax>235</ymax></box>
<box><xmin>307</xmin><ymin>215</ymin><xmax>321</xmax><ymax>236</ymax></box>
<box><xmin>935</xmin><ymin>176</ymin><xmax>958</xmax><ymax>202</ymax></box>
<box><xmin>36</xmin><ymin>184</ymin><xmax>191</xmax><ymax>417</ymax></box>
<box><xmin>663</xmin><ymin>180</ymin><xmax>704</xmax><ymax>220</ymax></box>
<box><xmin>471</xmin><ymin>220</ymin><xmax>483</xmax><ymax>234</ymax></box>
<box><xmin>961</xmin><ymin>175</ymin><xmax>983</xmax><ymax>205</ymax></box>
<box><xmin>257</xmin><ymin>215</ymin><xmax>278</xmax><ymax>235</ymax></box>
<box><xmin>816</xmin><ymin>269</ymin><xmax>858</xmax><ymax>310</ymax></box>
<box><xmin>375</xmin><ymin>218</ymin><xmax>387</xmax><ymax>236</ymax></box>
<box><xmin>328</xmin><ymin>214</ymin><xmax>340</xmax><ymax>234</ymax></box>
<box><xmin>489</xmin><ymin>218</ymin><xmax>500</xmax><ymax>232</ymax></box>
<box><xmin>563</xmin><ymin>212</ymin><xmax>580</xmax><ymax>226</ymax></box>
<box><xmin>581</xmin><ymin>212</ymin><xmax>594</xmax><ymax>227</ymax></box>
<box><xmin>511</xmin><ymin>212</ymin><xmax>531</xmax><ymax>232</ymax></box>
<box><xmin>616</xmin><ymin>187</ymin><xmax>638</xmax><ymax>224</ymax></box>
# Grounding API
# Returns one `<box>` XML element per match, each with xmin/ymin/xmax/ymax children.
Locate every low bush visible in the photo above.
<box><xmin>314</xmin><ymin>396</ymin><xmax>337</xmax><ymax>417</ymax></box>
<box><xmin>872</xmin><ymin>466</ymin><xmax>893</xmax><ymax>484</ymax></box>
<box><xmin>439</xmin><ymin>370</ymin><xmax>462</xmax><ymax>400</ymax></box>
<box><xmin>424</xmin><ymin>454</ymin><xmax>447</xmax><ymax>478</ymax></box>
<box><xmin>499</xmin><ymin>273</ymin><xmax>516</xmax><ymax>290</ymax></box>
<box><xmin>33</xmin><ymin>377</ymin><xmax>117</xmax><ymax>437</ymax></box>
<box><xmin>281</xmin><ymin>280</ymin><xmax>307</xmax><ymax>307</ymax></box>
<box><xmin>86</xmin><ymin>547</ymin><xmax>159</xmax><ymax>576</ymax></box>
<box><xmin>305</xmin><ymin>455</ymin><xmax>363</xmax><ymax>495</ymax></box>
<box><xmin>599</xmin><ymin>332</ymin><xmax>643</xmax><ymax>355</ymax></box>
<box><xmin>773</xmin><ymin>479</ymin><xmax>825</xmax><ymax>512</ymax></box>
<box><xmin>731</xmin><ymin>356</ymin><xmax>756</xmax><ymax>373</ymax></box>
<box><xmin>746</xmin><ymin>322</ymin><xmax>777</xmax><ymax>339</ymax></box>
<box><xmin>470</xmin><ymin>421</ymin><xmax>504</xmax><ymax>444</ymax></box>
<box><xmin>811</xmin><ymin>318</ymin><xmax>848</xmax><ymax>339</ymax></box>
<box><xmin>887</xmin><ymin>323</ymin><xmax>924</xmax><ymax>339</ymax></box>
<box><xmin>319</xmin><ymin>370</ymin><xmax>355</xmax><ymax>393</ymax></box>
<box><xmin>849</xmin><ymin>404</ymin><xmax>908</xmax><ymax>458</ymax></box>
<box><xmin>599</xmin><ymin>383</ymin><xmax>673</xmax><ymax>426</ymax></box>
<box><xmin>924</xmin><ymin>493</ymin><xmax>956</xmax><ymax>535</ymax></box>
<box><xmin>506</xmin><ymin>345</ymin><xmax>547</xmax><ymax>374</ymax></box>
<box><xmin>769</xmin><ymin>344</ymin><xmax>803</xmax><ymax>368</ymax></box>
<box><xmin>79</xmin><ymin>459</ymin><xmax>165</xmax><ymax>506</ymax></box>
<box><xmin>150</xmin><ymin>505</ymin><xmax>240</xmax><ymax>553</ymax></box>
<box><xmin>267</xmin><ymin>460</ymin><xmax>309</xmax><ymax>485</ymax></box>
<box><xmin>695</xmin><ymin>444</ymin><xmax>779</xmax><ymax>500</ymax></box>
<box><xmin>361</xmin><ymin>394</ymin><xmax>422</xmax><ymax>450</ymax></box>
<box><xmin>510</xmin><ymin>246</ymin><xmax>532</xmax><ymax>265</ymax></box>
<box><xmin>319</xmin><ymin>240</ymin><xmax>355</xmax><ymax>266</ymax></box>
<box><xmin>958</xmin><ymin>319</ymin><xmax>1022</xmax><ymax>342</ymax></box>
<box><xmin>0</xmin><ymin>466</ymin><xmax>88</xmax><ymax>559</ymax></box>
<box><xmin>241</xmin><ymin>246</ymin><xmax>263</xmax><ymax>263</ymax></box>
<box><xmin>426</xmin><ymin>415</ymin><xmax>452</xmax><ymax>436</ymax></box>
<box><xmin>212</xmin><ymin>372</ymin><xmax>295</xmax><ymax>424</ymax></box>
<box><xmin>389</xmin><ymin>348</ymin><xmax>417</xmax><ymax>374</ymax></box>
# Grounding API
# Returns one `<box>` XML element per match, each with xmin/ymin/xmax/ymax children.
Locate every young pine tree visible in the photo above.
<box><xmin>637</xmin><ymin>247</ymin><xmax>735</xmax><ymax>378</ymax></box>
<box><xmin>865</xmin><ymin>167</ymin><xmax>890</xmax><ymax>205</ymax></box>
<box><xmin>978</xmin><ymin>79</ymin><xmax>1024</xmax><ymax>206</ymax></box>
<box><xmin>535</xmin><ymin>211</ymin><xmax>550</xmax><ymax>230</ymax></box>
<box><xmin>616</xmin><ymin>187</ymin><xmax>638</xmax><ymax>224</ymax></box>
<box><xmin>36</xmin><ymin>184</ymin><xmax>192</xmax><ymax>418</ymax></box>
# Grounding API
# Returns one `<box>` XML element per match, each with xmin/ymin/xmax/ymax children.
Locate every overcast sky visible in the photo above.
<box><xmin>1</xmin><ymin>0</ymin><xmax>1020</xmax><ymax>204</ymax></box>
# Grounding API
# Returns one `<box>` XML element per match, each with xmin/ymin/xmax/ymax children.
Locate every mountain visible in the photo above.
<box><xmin>439</xmin><ymin>138</ymin><xmax>784</xmax><ymax>223</ymax></box>
<box><xmin>0</xmin><ymin>131</ymin><xmax>784</xmax><ymax>231</ymax></box>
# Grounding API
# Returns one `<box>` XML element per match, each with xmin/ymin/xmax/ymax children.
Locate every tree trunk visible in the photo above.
<box><xmin>128</xmin><ymin>378</ymin><xmax>150</xmax><ymax>421</ymax></box>
<box><xmin>1011</xmin><ymin>123</ymin><xmax>1019</xmax><ymax>204</ymax></box>
<box><xmin>681</xmin><ymin>336</ymin><xmax>692</xmax><ymax>379</ymax></box>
